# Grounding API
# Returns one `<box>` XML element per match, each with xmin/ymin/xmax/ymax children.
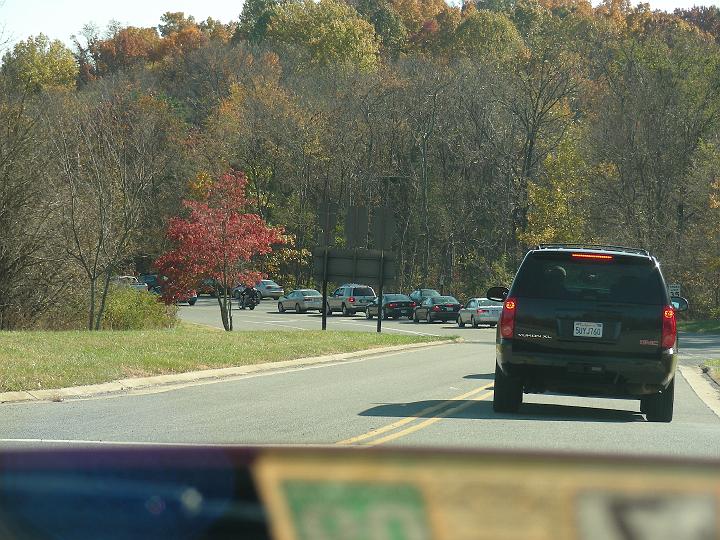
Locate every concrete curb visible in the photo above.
<box><xmin>0</xmin><ymin>338</ymin><xmax>462</xmax><ymax>405</ymax></box>
<box><xmin>678</xmin><ymin>365</ymin><xmax>720</xmax><ymax>419</ymax></box>
<box><xmin>701</xmin><ymin>364</ymin><xmax>720</xmax><ymax>387</ymax></box>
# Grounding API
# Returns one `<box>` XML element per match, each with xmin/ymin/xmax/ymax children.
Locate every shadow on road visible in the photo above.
<box><xmin>359</xmin><ymin>399</ymin><xmax>643</xmax><ymax>423</ymax></box>
<box><xmin>464</xmin><ymin>373</ymin><xmax>494</xmax><ymax>380</ymax></box>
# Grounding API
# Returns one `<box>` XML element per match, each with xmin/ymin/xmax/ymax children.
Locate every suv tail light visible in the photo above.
<box><xmin>349</xmin><ymin>296</ymin><xmax>356</xmax><ymax>303</ymax></box>
<box><xmin>432</xmin><ymin>305</ymin><xmax>441</xmax><ymax>312</ymax></box>
<box><xmin>388</xmin><ymin>303</ymin><xmax>397</xmax><ymax>308</ymax></box>
<box><xmin>661</xmin><ymin>305</ymin><xmax>676</xmax><ymax>349</ymax></box>
<box><xmin>411</xmin><ymin>302</ymin><xmax>416</xmax><ymax>307</ymax></box>
<box><xmin>500</xmin><ymin>298</ymin><xmax>517</xmax><ymax>339</ymax></box>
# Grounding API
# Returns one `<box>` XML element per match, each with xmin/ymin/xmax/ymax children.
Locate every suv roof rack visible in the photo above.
<box><xmin>535</xmin><ymin>244</ymin><xmax>650</xmax><ymax>256</ymax></box>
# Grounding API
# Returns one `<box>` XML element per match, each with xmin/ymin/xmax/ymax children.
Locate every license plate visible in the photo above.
<box><xmin>573</xmin><ymin>322</ymin><xmax>603</xmax><ymax>338</ymax></box>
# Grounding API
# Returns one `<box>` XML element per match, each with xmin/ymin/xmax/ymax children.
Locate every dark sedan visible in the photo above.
<box><xmin>413</xmin><ymin>296</ymin><xmax>462</xmax><ymax>323</ymax></box>
<box><xmin>365</xmin><ymin>294</ymin><xmax>416</xmax><ymax>320</ymax></box>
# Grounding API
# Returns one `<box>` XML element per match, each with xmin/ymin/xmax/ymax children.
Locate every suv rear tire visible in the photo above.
<box><xmin>493</xmin><ymin>362</ymin><xmax>523</xmax><ymax>413</ymax></box>
<box><xmin>642</xmin><ymin>378</ymin><xmax>674</xmax><ymax>423</ymax></box>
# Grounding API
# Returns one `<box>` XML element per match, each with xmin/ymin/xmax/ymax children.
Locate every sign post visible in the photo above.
<box><xmin>376</xmin><ymin>250</ymin><xmax>385</xmax><ymax>333</ymax></box>
<box><xmin>318</xmin><ymin>202</ymin><xmax>338</xmax><ymax>331</ymax></box>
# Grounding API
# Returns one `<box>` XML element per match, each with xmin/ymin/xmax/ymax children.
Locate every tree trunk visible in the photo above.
<box><xmin>94</xmin><ymin>271</ymin><xmax>112</xmax><ymax>330</ymax></box>
<box><xmin>217</xmin><ymin>293</ymin><xmax>231</xmax><ymax>331</ymax></box>
<box><xmin>88</xmin><ymin>278</ymin><xmax>96</xmax><ymax>331</ymax></box>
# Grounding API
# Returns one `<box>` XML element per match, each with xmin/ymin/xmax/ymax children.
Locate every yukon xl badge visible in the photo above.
<box><xmin>517</xmin><ymin>333</ymin><xmax>552</xmax><ymax>339</ymax></box>
<box><xmin>640</xmin><ymin>339</ymin><xmax>659</xmax><ymax>346</ymax></box>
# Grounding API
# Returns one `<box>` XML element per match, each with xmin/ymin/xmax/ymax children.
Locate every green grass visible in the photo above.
<box><xmin>705</xmin><ymin>359</ymin><xmax>720</xmax><ymax>382</ymax></box>
<box><xmin>678</xmin><ymin>319</ymin><xmax>720</xmax><ymax>334</ymax></box>
<box><xmin>0</xmin><ymin>325</ymin><xmax>451</xmax><ymax>392</ymax></box>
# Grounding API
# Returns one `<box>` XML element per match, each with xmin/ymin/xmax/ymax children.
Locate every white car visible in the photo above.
<box><xmin>233</xmin><ymin>279</ymin><xmax>285</xmax><ymax>301</ymax></box>
<box><xmin>111</xmin><ymin>275</ymin><xmax>149</xmax><ymax>292</ymax></box>
<box><xmin>256</xmin><ymin>279</ymin><xmax>284</xmax><ymax>299</ymax></box>
<box><xmin>457</xmin><ymin>297</ymin><xmax>503</xmax><ymax>328</ymax></box>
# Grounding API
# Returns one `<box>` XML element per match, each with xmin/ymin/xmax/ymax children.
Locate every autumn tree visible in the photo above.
<box><xmin>266</xmin><ymin>0</ymin><xmax>380</xmax><ymax>71</ymax></box>
<box><xmin>1</xmin><ymin>34</ymin><xmax>77</xmax><ymax>92</ymax></box>
<box><xmin>453</xmin><ymin>9</ymin><xmax>523</xmax><ymax>59</ymax></box>
<box><xmin>155</xmin><ymin>171</ymin><xmax>285</xmax><ymax>331</ymax></box>
<box><xmin>46</xmin><ymin>87</ymin><xmax>179</xmax><ymax>330</ymax></box>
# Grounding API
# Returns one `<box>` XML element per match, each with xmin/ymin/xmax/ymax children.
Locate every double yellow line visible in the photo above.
<box><xmin>336</xmin><ymin>382</ymin><xmax>494</xmax><ymax>447</ymax></box>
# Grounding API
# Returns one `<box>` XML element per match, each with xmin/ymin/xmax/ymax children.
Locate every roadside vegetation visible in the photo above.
<box><xmin>2</xmin><ymin>4</ymin><xmax>720</xmax><ymax>331</ymax></box>
<box><xmin>704</xmin><ymin>359</ymin><xmax>720</xmax><ymax>382</ymax></box>
<box><xmin>0</xmin><ymin>326</ymin><xmax>450</xmax><ymax>392</ymax></box>
<box><xmin>102</xmin><ymin>288</ymin><xmax>178</xmax><ymax>330</ymax></box>
<box><xmin>678</xmin><ymin>319</ymin><xmax>720</xmax><ymax>334</ymax></box>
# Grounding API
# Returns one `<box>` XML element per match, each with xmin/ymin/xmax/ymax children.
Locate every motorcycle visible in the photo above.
<box><xmin>239</xmin><ymin>290</ymin><xmax>260</xmax><ymax>310</ymax></box>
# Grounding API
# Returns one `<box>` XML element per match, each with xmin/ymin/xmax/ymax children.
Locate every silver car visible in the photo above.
<box><xmin>256</xmin><ymin>279</ymin><xmax>284</xmax><ymax>299</ymax></box>
<box><xmin>457</xmin><ymin>297</ymin><xmax>503</xmax><ymax>328</ymax></box>
<box><xmin>278</xmin><ymin>289</ymin><xmax>323</xmax><ymax>313</ymax></box>
<box><xmin>327</xmin><ymin>284</ymin><xmax>376</xmax><ymax>316</ymax></box>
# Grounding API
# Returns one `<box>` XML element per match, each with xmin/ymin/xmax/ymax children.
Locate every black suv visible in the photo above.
<box><xmin>487</xmin><ymin>244</ymin><xmax>689</xmax><ymax>422</ymax></box>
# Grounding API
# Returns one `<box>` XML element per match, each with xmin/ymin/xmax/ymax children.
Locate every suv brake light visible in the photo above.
<box><xmin>349</xmin><ymin>296</ymin><xmax>355</xmax><ymax>303</ymax></box>
<box><xmin>571</xmin><ymin>253</ymin><xmax>613</xmax><ymax>261</ymax></box>
<box><xmin>432</xmin><ymin>305</ymin><xmax>441</xmax><ymax>312</ymax></box>
<box><xmin>500</xmin><ymin>298</ymin><xmax>517</xmax><ymax>339</ymax></box>
<box><xmin>661</xmin><ymin>305</ymin><xmax>676</xmax><ymax>349</ymax></box>
<box><xmin>388</xmin><ymin>303</ymin><xmax>397</xmax><ymax>308</ymax></box>
<box><xmin>410</xmin><ymin>301</ymin><xmax>417</xmax><ymax>307</ymax></box>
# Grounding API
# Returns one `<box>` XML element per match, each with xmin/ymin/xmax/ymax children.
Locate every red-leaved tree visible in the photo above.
<box><xmin>155</xmin><ymin>170</ymin><xmax>285</xmax><ymax>331</ymax></box>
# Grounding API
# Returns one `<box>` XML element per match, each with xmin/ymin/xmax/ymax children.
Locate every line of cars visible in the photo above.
<box><xmin>273</xmin><ymin>283</ymin><xmax>502</xmax><ymax>327</ymax></box>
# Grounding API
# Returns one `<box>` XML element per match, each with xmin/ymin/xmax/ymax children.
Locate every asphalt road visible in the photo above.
<box><xmin>180</xmin><ymin>297</ymin><xmax>500</xmax><ymax>342</ymax></box>
<box><xmin>182</xmin><ymin>297</ymin><xmax>720</xmax><ymax>362</ymax></box>
<box><xmin>2</xmin><ymin>330</ymin><xmax>720</xmax><ymax>457</ymax></box>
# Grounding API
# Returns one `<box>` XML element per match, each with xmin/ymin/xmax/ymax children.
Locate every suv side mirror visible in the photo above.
<box><xmin>670</xmin><ymin>296</ymin><xmax>689</xmax><ymax>312</ymax></box>
<box><xmin>487</xmin><ymin>287</ymin><xmax>509</xmax><ymax>303</ymax></box>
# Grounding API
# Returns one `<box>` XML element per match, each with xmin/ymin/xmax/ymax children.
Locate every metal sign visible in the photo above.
<box><xmin>372</xmin><ymin>207</ymin><xmax>396</xmax><ymax>251</ymax></box>
<box><xmin>345</xmin><ymin>207</ymin><xmax>368</xmax><ymax>248</ymax></box>
<box><xmin>312</xmin><ymin>248</ymin><xmax>396</xmax><ymax>286</ymax></box>
<box><xmin>317</xmin><ymin>202</ymin><xmax>338</xmax><ymax>245</ymax></box>
<box><xmin>668</xmin><ymin>284</ymin><xmax>681</xmax><ymax>297</ymax></box>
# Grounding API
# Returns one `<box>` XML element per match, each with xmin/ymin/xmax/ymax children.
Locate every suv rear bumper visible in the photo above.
<box><xmin>496</xmin><ymin>340</ymin><xmax>676</xmax><ymax>397</ymax></box>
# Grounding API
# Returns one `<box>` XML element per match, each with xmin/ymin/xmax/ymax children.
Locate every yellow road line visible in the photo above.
<box><xmin>365</xmin><ymin>390</ymin><xmax>493</xmax><ymax>446</ymax></box>
<box><xmin>336</xmin><ymin>382</ymin><xmax>494</xmax><ymax>446</ymax></box>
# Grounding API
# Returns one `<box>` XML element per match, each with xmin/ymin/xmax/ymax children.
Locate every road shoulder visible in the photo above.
<box><xmin>0</xmin><ymin>339</ymin><xmax>460</xmax><ymax>405</ymax></box>
<box><xmin>678</xmin><ymin>365</ymin><xmax>720</xmax><ymax>419</ymax></box>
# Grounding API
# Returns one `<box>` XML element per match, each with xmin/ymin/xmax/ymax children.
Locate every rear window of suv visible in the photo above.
<box><xmin>353</xmin><ymin>287</ymin><xmax>375</xmax><ymax>296</ymax></box>
<box><xmin>512</xmin><ymin>252</ymin><xmax>666</xmax><ymax>305</ymax></box>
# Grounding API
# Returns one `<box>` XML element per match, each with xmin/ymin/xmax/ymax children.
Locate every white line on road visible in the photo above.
<box><xmin>330</xmin><ymin>319</ymin><xmax>441</xmax><ymax>337</ymax></box>
<box><xmin>241</xmin><ymin>320</ymin><xmax>309</xmax><ymax>331</ymax></box>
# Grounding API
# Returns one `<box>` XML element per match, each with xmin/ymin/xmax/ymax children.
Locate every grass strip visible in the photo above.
<box><xmin>704</xmin><ymin>359</ymin><xmax>720</xmax><ymax>383</ymax></box>
<box><xmin>0</xmin><ymin>326</ymin><xmax>452</xmax><ymax>392</ymax></box>
<box><xmin>678</xmin><ymin>319</ymin><xmax>720</xmax><ymax>334</ymax></box>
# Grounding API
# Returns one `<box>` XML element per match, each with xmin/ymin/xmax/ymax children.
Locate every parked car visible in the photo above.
<box><xmin>145</xmin><ymin>275</ymin><xmax>197</xmax><ymax>306</ymax></box>
<box><xmin>365</xmin><ymin>294</ymin><xmax>416</xmax><ymax>320</ymax></box>
<box><xmin>198</xmin><ymin>278</ymin><xmax>223</xmax><ymax>296</ymax></box>
<box><xmin>327</xmin><ymin>284</ymin><xmax>376</xmax><ymax>316</ymax></box>
<box><xmin>139</xmin><ymin>274</ymin><xmax>158</xmax><ymax>290</ymax></box>
<box><xmin>112</xmin><ymin>275</ymin><xmax>149</xmax><ymax>292</ymax></box>
<box><xmin>256</xmin><ymin>279</ymin><xmax>284</xmax><ymax>299</ymax></box>
<box><xmin>457</xmin><ymin>297</ymin><xmax>503</xmax><ymax>328</ymax></box>
<box><xmin>413</xmin><ymin>296</ymin><xmax>462</xmax><ymax>323</ymax></box>
<box><xmin>487</xmin><ymin>243</ymin><xmax>689</xmax><ymax>422</ymax></box>
<box><xmin>233</xmin><ymin>279</ymin><xmax>284</xmax><ymax>301</ymax></box>
<box><xmin>408</xmin><ymin>288</ymin><xmax>441</xmax><ymax>305</ymax></box>
<box><xmin>278</xmin><ymin>289</ymin><xmax>323</xmax><ymax>313</ymax></box>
